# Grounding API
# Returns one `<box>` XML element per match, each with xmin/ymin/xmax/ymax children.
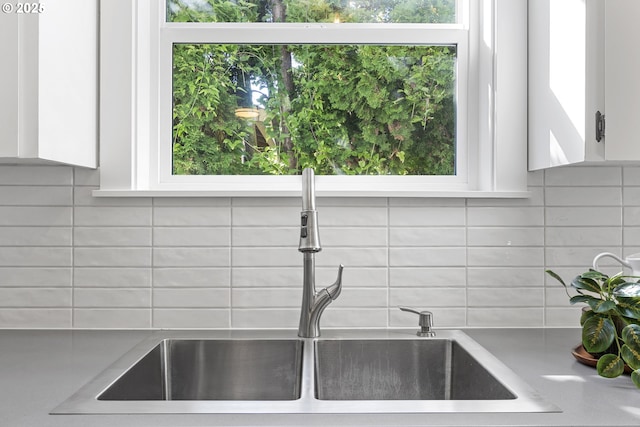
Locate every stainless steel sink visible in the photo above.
<box><xmin>99</xmin><ymin>339</ymin><xmax>302</xmax><ymax>401</ymax></box>
<box><xmin>315</xmin><ymin>339</ymin><xmax>515</xmax><ymax>400</ymax></box>
<box><xmin>52</xmin><ymin>330</ymin><xmax>560</xmax><ymax>414</ymax></box>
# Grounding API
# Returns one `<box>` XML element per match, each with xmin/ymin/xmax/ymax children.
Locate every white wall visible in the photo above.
<box><xmin>0</xmin><ymin>164</ymin><xmax>635</xmax><ymax>329</ymax></box>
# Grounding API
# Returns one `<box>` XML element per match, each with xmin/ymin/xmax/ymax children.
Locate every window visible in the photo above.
<box><xmin>98</xmin><ymin>0</ymin><xmax>527</xmax><ymax>197</ymax></box>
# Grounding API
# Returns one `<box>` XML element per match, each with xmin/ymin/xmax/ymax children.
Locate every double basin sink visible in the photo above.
<box><xmin>52</xmin><ymin>330</ymin><xmax>559</xmax><ymax>414</ymax></box>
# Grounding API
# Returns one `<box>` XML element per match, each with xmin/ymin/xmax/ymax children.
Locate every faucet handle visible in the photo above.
<box><xmin>399</xmin><ymin>306</ymin><xmax>435</xmax><ymax>337</ymax></box>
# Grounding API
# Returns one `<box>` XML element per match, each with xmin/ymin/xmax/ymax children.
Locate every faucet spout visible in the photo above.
<box><xmin>297</xmin><ymin>168</ymin><xmax>344</xmax><ymax>338</ymax></box>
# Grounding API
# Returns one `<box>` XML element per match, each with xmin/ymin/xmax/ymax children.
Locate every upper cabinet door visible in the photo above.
<box><xmin>0</xmin><ymin>0</ymin><xmax>97</xmax><ymax>168</ymax></box>
<box><xmin>528</xmin><ymin>0</ymin><xmax>605</xmax><ymax>170</ymax></box>
<box><xmin>604</xmin><ymin>0</ymin><xmax>640</xmax><ymax>161</ymax></box>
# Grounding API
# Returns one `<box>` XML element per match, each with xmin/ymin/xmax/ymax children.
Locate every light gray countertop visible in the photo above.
<box><xmin>1</xmin><ymin>328</ymin><xmax>639</xmax><ymax>427</ymax></box>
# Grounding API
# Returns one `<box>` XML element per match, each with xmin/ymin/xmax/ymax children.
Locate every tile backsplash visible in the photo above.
<box><xmin>0</xmin><ymin>164</ymin><xmax>636</xmax><ymax>329</ymax></box>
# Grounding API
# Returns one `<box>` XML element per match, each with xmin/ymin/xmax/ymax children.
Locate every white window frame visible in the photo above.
<box><xmin>97</xmin><ymin>0</ymin><xmax>527</xmax><ymax>198</ymax></box>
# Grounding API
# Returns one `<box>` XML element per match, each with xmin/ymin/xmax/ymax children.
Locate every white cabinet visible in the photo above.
<box><xmin>0</xmin><ymin>0</ymin><xmax>97</xmax><ymax>168</ymax></box>
<box><xmin>528</xmin><ymin>0</ymin><xmax>640</xmax><ymax>170</ymax></box>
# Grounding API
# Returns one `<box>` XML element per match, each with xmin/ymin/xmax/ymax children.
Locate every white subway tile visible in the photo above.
<box><xmin>0</xmin><ymin>308</ymin><xmax>71</xmax><ymax>328</ymax></box>
<box><xmin>74</xmin><ymin>248</ymin><xmax>151</xmax><ymax>267</ymax></box>
<box><xmin>545</xmin><ymin>166</ymin><xmax>621</xmax><ymax>187</ymax></box>
<box><xmin>390</xmin><ymin>198</ymin><xmax>465</xmax><ymax>207</ymax></box>
<box><xmin>74</xmin><ymin>227</ymin><xmax>152</xmax><ymax>247</ymax></box>
<box><xmin>467</xmin><ymin>308</ymin><xmax>543</xmax><ymax>327</ymax></box>
<box><xmin>0</xmin><ymin>186</ymin><xmax>72</xmax><ymax>206</ymax></box>
<box><xmin>154</xmin><ymin>197</ymin><xmax>231</xmax><ymax>207</ymax></box>
<box><xmin>154</xmin><ymin>227</ymin><xmax>229</xmax><ymax>247</ymax></box>
<box><xmin>546</xmin><ymin>227</ymin><xmax>621</xmax><ymax>247</ymax></box>
<box><xmin>623</xmin><ymin>187</ymin><xmax>640</xmax><ymax>206</ymax></box>
<box><xmin>319</xmin><ymin>207</ymin><xmax>387</xmax><ymax>226</ymax></box>
<box><xmin>390</xmin><ymin>248</ymin><xmax>466</xmax><ymax>267</ymax></box>
<box><xmin>467</xmin><ymin>227</ymin><xmax>543</xmax><ymax>247</ymax></box>
<box><xmin>316</xmin><ymin>248</ymin><xmax>387</xmax><ymax>267</ymax></box>
<box><xmin>0</xmin><ymin>267</ymin><xmax>71</xmax><ymax>286</ymax></box>
<box><xmin>153</xmin><ymin>248</ymin><xmax>229</xmax><ymax>267</ymax></box>
<box><xmin>153</xmin><ymin>268</ymin><xmax>229</xmax><ymax>287</ymax></box>
<box><xmin>545</xmin><ymin>246</ymin><xmax>620</xmax><ymax>268</ymax></box>
<box><xmin>74</xmin><ymin>289</ymin><xmax>151</xmax><ymax>308</ymax></box>
<box><xmin>231</xmin><ymin>248</ymin><xmax>298</xmax><ymax>267</ymax></box>
<box><xmin>545</xmin><ymin>307</ymin><xmax>582</xmax><ymax>327</ymax></box>
<box><xmin>546</xmin><ymin>187</ymin><xmax>622</xmax><ymax>206</ymax></box>
<box><xmin>0</xmin><ymin>166</ymin><xmax>72</xmax><ymax>185</ymax></box>
<box><xmin>389</xmin><ymin>288</ymin><xmax>466</xmax><ymax>307</ymax></box>
<box><xmin>320</xmin><ymin>308</ymin><xmax>388</xmax><ymax>328</ymax></box>
<box><xmin>321</xmin><ymin>227</ymin><xmax>387</xmax><ymax>247</ymax></box>
<box><xmin>232</xmin><ymin>288</ymin><xmax>302</xmax><ymax>308</ymax></box>
<box><xmin>467</xmin><ymin>268</ymin><xmax>544</xmax><ymax>288</ymax></box>
<box><xmin>546</xmin><ymin>207</ymin><xmax>621</xmax><ymax>226</ymax></box>
<box><xmin>73</xmin><ymin>309</ymin><xmax>151</xmax><ymax>328</ymax></box>
<box><xmin>75</xmin><ymin>207</ymin><xmax>152</xmax><ymax>226</ymax></box>
<box><xmin>233</xmin><ymin>206</ymin><xmax>299</xmax><ymax>226</ymax></box>
<box><xmin>468</xmin><ymin>247</ymin><xmax>544</xmax><ymax>267</ymax></box>
<box><xmin>0</xmin><ymin>227</ymin><xmax>71</xmax><ymax>246</ymax></box>
<box><xmin>153</xmin><ymin>289</ymin><xmax>230</xmax><ymax>308</ymax></box>
<box><xmin>390</xmin><ymin>207</ymin><xmax>465</xmax><ymax>226</ymax></box>
<box><xmin>154</xmin><ymin>207</ymin><xmax>230</xmax><ymax>226</ymax></box>
<box><xmin>232</xmin><ymin>227</ymin><xmax>298</xmax><ymax>247</ymax></box>
<box><xmin>390</xmin><ymin>227</ymin><xmax>466</xmax><ymax>247</ymax></box>
<box><xmin>390</xmin><ymin>267</ymin><xmax>466</xmax><ymax>287</ymax></box>
<box><xmin>0</xmin><ymin>247</ymin><xmax>71</xmax><ymax>267</ymax></box>
<box><xmin>153</xmin><ymin>309</ymin><xmax>230</xmax><ymax>328</ymax></box>
<box><xmin>0</xmin><ymin>288</ymin><xmax>71</xmax><ymax>307</ymax></box>
<box><xmin>467</xmin><ymin>288</ymin><xmax>543</xmax><ymax>307</ymax></box>
<box><xmin>74</xmin><ymin>268</ymin><xmax>151</xmax><ymax>287</ymax></box>
<box><xmin>232</xmin><ymin>308</ymin><xmax>298</xmax><ymax>328</ymax></box>
<box><xmin>624</xmin><ymin>207</ymin><xmax>640</xmax><ymax>226</ymax></box>
<box><xmin>233</xmin><ymin>267</ymin><xmax>299</xmax><ymax>287</ymax></box>
<box><xmin>467</xmin><ymin>207</ymin><xmax>544</xmax><ymax>226</ymax></box>
<box><xmin>0</xmin><ymin>207</ymin><xmax>72</xmax><ymax>226</ymax></box>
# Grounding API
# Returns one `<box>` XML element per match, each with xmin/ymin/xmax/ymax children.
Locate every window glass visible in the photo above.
<box><xmin>172</xmin><ymin>43</ymin><xmax>456</xmax><ymax>175</ymax></box>
<box><xmin>167</xmin><ymin>0</ymin><xmax>458</xmax><ymax>24</ymax></box>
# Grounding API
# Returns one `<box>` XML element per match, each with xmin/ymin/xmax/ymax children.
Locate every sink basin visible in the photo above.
<box><xmin>315</xmin><ymin>339</ymin><xmax>515</xmax><ymax>400</ymax></box>
<box><xmin>99</xmin><ymin>339</ymin><xmax>303</xmax><ymax>401</ymax></box>
<box><xmin>52</xmin><ymin>330</ymin><xmax>560</xmax><ymax>414</ymax></box>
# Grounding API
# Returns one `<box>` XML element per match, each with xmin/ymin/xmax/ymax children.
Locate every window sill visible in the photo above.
<box><xmin>92</xmin><ymin>189</ymin><xmax>530</xmax><ymax>198</ymax></box>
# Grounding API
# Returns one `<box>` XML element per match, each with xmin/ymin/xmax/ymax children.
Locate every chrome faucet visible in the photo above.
<box><xmin>298</xmin><ymin>168</ymin><xmax>343</xmax><ymax>338</ymax></box>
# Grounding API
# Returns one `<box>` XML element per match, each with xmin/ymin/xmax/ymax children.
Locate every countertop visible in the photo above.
<box><xmin>1</xmin><ymin>328</ymin><xmax>639</xmax><ymax>427</ymax></box>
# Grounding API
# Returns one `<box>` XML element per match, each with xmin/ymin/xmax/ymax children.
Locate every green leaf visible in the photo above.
<box><xmin>621</xmin><ymin>344</ymin><xmax>640</xmax><ymax>370</ymax></box>
<box><xmin>588</xmin><ymin>299</ymin><xmax>617</xmax><ymax>314</ymax></box>
<box><xmin>571</xmin><ymin>276</ymin><xmax>602</xmax><ymax>294</ymax></box>
<box><xmin>582</xmin><ymin>315</ymin><xmax>616</xmax><ymax>353</ymax></box>
<box><xmin>614</xmin><ymin>282</ymin><xmax>640</xmax><ymax>298</ymax></box>
<box><xmin>622</xmin><ymin>324</ymin><xmax>640</xmax><ymax>350</ymax></box>
<box><xmin>632</xmin><ymin>370</ymin><xmax>640</xmax><ymax>389</ymax></box>
<box><xmin>570</xmin><ymin>295</ymin><xmax>599</xmax><ymax>305</ymax></box>
<box><xmin>596</xmin><ymin>353</ymin><xmax>625</xmax><ymax>378</ymax></box>
<box><xmin>615</xmin><ymin>298</ymin><xmax>640</xmax><ymax>320</ymax></box>
<box><xmin>582</xmin><ymin>270</ymin><xmax>609</xmax><ymax>281</ymax></box>
<box><xmin>545</xmin><ymin>270</ymin><xmax>566</xmax><ymax>287</ymax></box>
<box><xmin>581</xmin><ymin>309</ymin><xmax>596</xmax><ymax>326</ymax></box>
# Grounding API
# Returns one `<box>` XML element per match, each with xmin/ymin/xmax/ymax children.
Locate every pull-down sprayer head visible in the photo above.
<box><xmin>298</xmin><ymin>168</ymin><xmax>321</xmax><ymax>253</ymax></box>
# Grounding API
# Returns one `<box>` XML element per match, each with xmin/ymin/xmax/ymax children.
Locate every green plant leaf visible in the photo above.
<box><xmin>621</xmin><ymin>344</ymin><xmax>640</xmax><ymax>370</ymax></box>
<box><xmin>632</xmin><ymin>370</ymin><xmax>640</xmax><ymax>389</ymax></box>
<box><xmin>569</xmin><ymin>295</ymin><xmax>599</xmax><ymax>305</ymax></box>
<box><xmin>580</xmin><ymin>309</ymin><xmax>596</xmax><ymax>326</ymax></box>
<box><xmin>582</xmin><ymin>270</ymin><xmax>609</xmax><ymax>281</ymax></box>
<box><xmin>545</xmin><ymin>270</ymin><xmax>566</xmax><ymax>287</ymax></box>
<box><xmin>571</xmin><ymin>276</ymin><xmax>602</xmax><ymax>294</ymax></box>
<box><xmin>622</xmin><ymin>324</ymin><xmax>640</xmax><ymax>350</ymax></box>
<box><xmin>614</xmin><ymin>282</ymin><xmax>640</xmax><ymax>298</ymax></box>
<box><xmin>582</xmin><ymin>315</ymin><xmax>616</xmax><ymax>353</ymax></box>
<box><xmin>615</xmin><ymin>298</ymin><xmax>640</xmax><ymax>320</ymax></box>
<box><xmin>588</xmin><ymin>299</ymin><xmax>617</xmax><ymax>314</ymax></box>
<box><xmin>596</xmin><ymin>353</ymin><xmax>625</xmax><ymax>378</ymax></box>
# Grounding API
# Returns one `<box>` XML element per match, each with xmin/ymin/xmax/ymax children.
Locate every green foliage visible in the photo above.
<box><xmin>168</xmin><ymin>0</ymin><xmax>457</xmax><ymax>176</ymax></box>
<box><xmin>546</xmin><ymin>269</ymin><xmax>640</xmax><ymax>388</ymax></box>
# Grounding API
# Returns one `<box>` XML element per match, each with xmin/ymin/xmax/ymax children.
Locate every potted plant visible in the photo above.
<box><xmin>546</xmin><ymin>269</ymin><xmax>640</xmax><ymax>388</ymax></box>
